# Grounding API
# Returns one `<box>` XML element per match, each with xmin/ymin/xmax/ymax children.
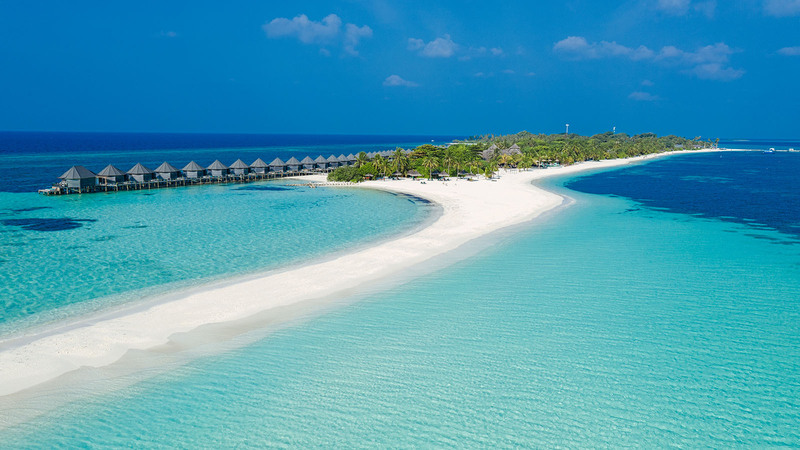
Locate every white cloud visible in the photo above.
<box><xmin>263</xmin><ymin>14</ymin><xmax>371</xmax><ymax>56</ymax></box>
<box><xmin>383</xmin><ymin>75</ymin><xmax>418</xmax><ymax>87</ymax></box>
<box><xmin>502</xmin><ymin>69</ymin><xmax>516</xmax><ymax>74</ymax></box>
<box><xmin>263</xmin><ymin>14</ymin><xmax>341</xmax><ymax>44</ymax></box>
<box><xmin>654</xmin><ymin>0</ymin><xmax>716</xmax><ymax>17</ymax></box>
<box><xmin>657</xmin><ymin>0</ymin><xmax>691</xmax><ymax>14</ymax></box>
<box><xmin>629</xmin><ymin>91</ymin><xmax>660</xmax><ymax>101</ymax></box>
<box><xmin>764</xmin><ymin>0</ymin><xmax>800</xmax><ymax>16</ymax></box>
<box><xmin>158</xmin><ymin>30</ymin><xmax>178</xmax><ymax>38</ymax></box>
<box><xmin>778</xmin><ymin>46</ymin><xmax>800</xmax><ymax>55</ymax></box>
<box><xmin>409</xmin><ymin>35</ymin><xmax>503</xmax><ymax>60</ymax></box>
<box><xmin>344</xmin><ymin>24</ymin><xmax>373</xmax><ymax>56</ymax></box>
<box><xmin>554</xmin><ymin>36</ymin><xmax>743</xmax><ymax>81</ymax></box>
<box><xmin>641</xmin><ymin>79</ymin><xmax>655</xmax><ymax>86</ymax></box>
<box><xmin>408</xmin><ymin>35</ymin><xmax>457</xmax><ymax>58</ymax></box>
<box><xmin>553</xmin><ymin>36</ymin><xmax>654</xmax><ymax>60</ymax></box>
<box><xmin>686</xmin><ymin>63</ymin><xmax>745</xmax><ymax>81</ymax></box>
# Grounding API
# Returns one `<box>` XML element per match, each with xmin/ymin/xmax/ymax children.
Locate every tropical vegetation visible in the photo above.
<box><xmin>328</xmin><ymin>131</ymin><xmax>716</xmax><ymax>182</ymax></box>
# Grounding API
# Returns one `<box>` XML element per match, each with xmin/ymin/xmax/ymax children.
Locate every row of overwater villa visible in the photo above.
<box><xmin>40</xmin><ymin>150</ymin><xmax>409</xmax><ymax>195</ymax></box>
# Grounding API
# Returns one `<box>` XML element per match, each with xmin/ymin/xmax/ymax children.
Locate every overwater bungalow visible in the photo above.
<box><xmin>154</xmin><ymin>162</ymin><xmax>180</xmax><ymax>180</ymax></box>
<box><xmin>285</xmin><ymin>157</ymin><xmax>301</xmax><ymax>172</ymax></box>
<box><xmin>326</xmin><ymin>154</ymin><xmax>339</xmax><ymax>168</ymax></box>
<box><xmin>207</xmin><ymin>160</ymin><xmax>229</xmax><ymax>177</ymax></box>
<box><xmin>346</xmin><ymin>154</ymin><xmax>357</xmax><ymax>165</ymax></box>
<box><xmin>182</xmin><ymin>161</ymin><xmax>206</xmax><ymax>179</ymax></box>
<box><xmin>300</xmin><ymin>156</ymin><xmax>315</xmax><ymax>171</ymax></box>
<box><xmin>59</xmin><ymin>165</ymin><xmax>97</xmax><ymax>189</ymax></box>
<box><xmin>270</xmin><ymin>157</ymin><xmax>287</xmax><ymax>173</ymax></box>
<box><xmin>337</xmin><ymin>154</ymin><xmax>348</xmax><ymax>166</ymax></box>
<box><xmin>96</xmin><ymin>164</ymin><xmax>126</xmax><ymax>184</ymax></box>
<box><xmin>314</xmin><ymin>155</ymin><xmax>328</xmax><ymax>170</ymax></box>
<box><xmin>229</xmin><ymin>159</ymin><xmax>250</xmax><ymax>176</ymax></box>
<box><xmin>127</xmin><ymin>163</ymin><xmax>155</xmax><ymax>183</ymax></box>
<box><xmin>250</xmin><ymin>158</ymin><xmax>269</xmax><ymax>174</ymax></box>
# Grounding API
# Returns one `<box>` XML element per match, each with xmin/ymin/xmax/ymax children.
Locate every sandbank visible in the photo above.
<box><xmin>0</xmin><ymin>149</ymin><xmax>732</xmax><ymax>398</ymax></box>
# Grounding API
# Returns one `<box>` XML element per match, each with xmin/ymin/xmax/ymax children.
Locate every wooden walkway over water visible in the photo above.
<box><xmin>39</xmin><ymin>170</ymin><xmax>314</xmax><ymax>196</ymax></box>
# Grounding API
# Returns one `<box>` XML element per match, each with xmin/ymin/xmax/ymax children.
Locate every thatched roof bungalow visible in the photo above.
<box><xmin>229</xmin><ymin>159</ymin><xmax>250</xmax><ymax>176</ymax></box>
<box><xmin>250</xmin><ymin>158</ymin><xmax>269</xmax><ymax>174</ymax></box>
<box><xmin>285</xmin><ymin>157</ymin><xmax>301</xmax><ymax>172</ymax></box>
<box><xmin>154</xmin><ymin>162</ymin><xmax>180</xmax><ymax>180</ymax></box>
<box><xmin>300</xmin><ymin>156</ymin><xmax>315</xmax><ymax>171</ymax></box>
<box><xmin>59</xmin><ymin>165</ymin><xmax>97</xmax><ymax>189</ymax></box>
<box><xmin>97</xmin><ymin>164</ymin><xmax>126</xmax><ymax>184</ymax></box>
<box><xmin>504</xmin><ymin>143</ymin><xmax>522</xmax><ymax>156</ymax></box>
<box><xmin>270</xmin><ymin>157</ymin><xmax>288</xmax><ymax>172</ymax></box>
<box><xmin>207</xmin><ymin>160</ymin><xmax>229</xmax><ymax>177</ymax></box>
<box><xmin>481</xmin><ymin>144</ymin><xmax>498</xmax><ymax>160</ymax></box>
<box><xmin>314</xmin><ymin>155</ymin><xmax>328</xmax><ymax>170</ymax></box>
<box><xmin>182</xmin><ymin>161</ymin><xmax>205</xmax><ymax>179</ymax></box>
<box><xmin>127</xmin><ymin>163</ymin><xmax>155</xmax><ymax>183</ymax></box>
<box><xmin>326</xmin><ymin>154</ymin><xmax>339</xmax><ymax>168</ymax></box>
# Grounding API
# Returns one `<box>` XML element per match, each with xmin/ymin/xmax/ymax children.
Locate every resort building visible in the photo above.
<box><xmin>336</xmin><ymin>154</ymin><xmax>348</xmax><ymax>166</ymax></box>
<box><xmin>127</xmin><ymin>163</ymin><xmax>155</xmax><ymax>183</ymax></box>
<box><xmin>229</xmin><ymin>159</ymin><xmax>250</xmax><ymax>176</ymax></box>
<box><xmin>300</xmin><ymin>156</ymin><xmax>315</xmax><ymax>171</ymax></box>
<box><xmin>59</xmin><ymin>165</ymin><xmax>97</xmax><ymax>189</ymax></box>
<box><xmin>182</xmin><ymin>161</ymin><xmax>206</xmax><ymax>179</ymax></box>
<box><xmin>207</xmin><ymin>160</ymin><xmax>229</xmax><ymax>177</ymax></box>
<box><xmin>481</xmin><ymin>144</ymin><xmax>498</xmax><ymax>160</ymax></box>
<box><xmin>250</xmin><ymin>158</ymin><xmax>269</xmax><ymax>174</ymax></box>
<box><xmin>270</xmin><ymin>157</ymin><xmax>287</xmax><ymax>173</ymax></box>
<box><xmin>96</xmin><ymin>164</ymin><xmax>126</xmax><ymax>184</ymax></box>
<box><xmin>285</xmin><ymin>157</ymin><xmax>301</xmax><ymax>172</ymax></box>
<box><xmin>154</xmin><ymin>162</ymin><xmax>180</xmax><ymax>180</ymax></box>
<box><xmin>326</xmin><ymin>154</ymin><xmax>339</xmax><ymax>168</ymax></box>
<box><xmin>504</xmin><ymin>144</ymin><xmax>522</xmax><ymax>156</ymax></box>
<box><xmin>314</xmin><ymin>155</ymin><xmax>328</xmax><ymax>170</ymax></box>
<box><xmin>346</xmin><ymin>154</ymin><xmax>357</xmax><ymax>165</ymax></box>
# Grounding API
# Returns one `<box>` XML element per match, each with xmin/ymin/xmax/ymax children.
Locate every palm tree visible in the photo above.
<box><xmin>499</xmin><ymin>153</ymin><xmax>513</xmax><ymax>169</ymax></box>
<box><xmin>442</xmin><ymin>150</ymin><xmax>456</xmax><ymax>176</ymax></box>
<box><xmin>355</xmin><ymin>151</ymin><xmax>370</xmax><ymax>168</ymax></box>
<box><xmin>392</xmin><ymin>149</ymin><xmax>410</xmax><ymax>175</ymax></box>
<box><xmin>421</xmin><ymin>156</ymin><xmax>439</xmax><ymax>180</ymax></box>
<box><xmin>373</xmin><ymin>155</ymin><xmax>387</xmax><ymax>178</ymax></box>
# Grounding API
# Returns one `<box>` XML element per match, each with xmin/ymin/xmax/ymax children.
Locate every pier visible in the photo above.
<box><xmin>37</xmin><ymin>150</ymin><xmax>409</xmax><ymax>195</ymax></box>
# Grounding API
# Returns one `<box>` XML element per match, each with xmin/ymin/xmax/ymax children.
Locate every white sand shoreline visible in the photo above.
<box><xmin>0</xmin><ymin>149</ymin><xmax>736</xmax><ymax>398</ymax></box>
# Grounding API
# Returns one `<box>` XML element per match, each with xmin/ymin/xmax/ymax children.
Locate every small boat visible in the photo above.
<box><xmin>764</xmin><ymin>148</ymin><xmax>775</xmax><ymax>154</ymax></box>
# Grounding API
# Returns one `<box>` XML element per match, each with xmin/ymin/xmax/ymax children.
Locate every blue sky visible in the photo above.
<box><xmin>1</xmin><ymin>0</ymin><xmax>799</xmax><ymax>138</ymax></box>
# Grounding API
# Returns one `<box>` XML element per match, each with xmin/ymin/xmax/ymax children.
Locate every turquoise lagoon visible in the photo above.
<box><xmin>1</xmin><ymin>151</ymin><xmax>799</xmax><ymax>446</ymax></box>
<box><xmin>0</xmin><ymin>180</ymin><xmax>434</xmax><ymax>335</ymax></box>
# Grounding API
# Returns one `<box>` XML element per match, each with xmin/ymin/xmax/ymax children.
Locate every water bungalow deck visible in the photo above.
<box><xmin>39</xmin><ymin>149</ymin><xmax>411</xmax><ymax>196</ymax></box>
<box><xmin>39</xmin><ymin>169</ymin><xmax>319</xmax><ymax>196</ymax></box>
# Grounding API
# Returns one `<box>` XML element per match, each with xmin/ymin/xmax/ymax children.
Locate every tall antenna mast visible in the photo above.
<box><xmin>565</xmin><ymin>123</ymin><xmax>570</xmax><ymax>136</ymax></box>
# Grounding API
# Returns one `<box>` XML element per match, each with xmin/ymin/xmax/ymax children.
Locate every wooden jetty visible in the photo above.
<box><xmin>38</xmin><ymin>150</ymin><xmax>412</xmax><ymax>196</ymax></box>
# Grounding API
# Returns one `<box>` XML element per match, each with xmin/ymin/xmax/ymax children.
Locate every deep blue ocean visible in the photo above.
<box><xmin>0</xmin><ymin>135</ymin><xmax>798</xmax><ymax>446</ymax></box>
<box><xmin>0</xmin><ymin>131</ymin><xmax>458</xmax><ymax>193</ymax></box>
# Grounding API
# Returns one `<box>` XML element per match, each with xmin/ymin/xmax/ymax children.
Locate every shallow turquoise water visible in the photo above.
<box><xmin>0</xmin><ymin>181</ymin><xmax>432</xmax><ymax>335</ymax></box>
<box><xmin>2</xmin><ymin>159</ymin><xmax>798</xmax><ymax>447</ymax></box>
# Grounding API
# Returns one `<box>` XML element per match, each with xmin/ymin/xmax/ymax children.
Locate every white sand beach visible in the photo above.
<box><xmin>0</xmin><ymin>151</ymin><xmax>723</xmax><ymax>397</ymax></box>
